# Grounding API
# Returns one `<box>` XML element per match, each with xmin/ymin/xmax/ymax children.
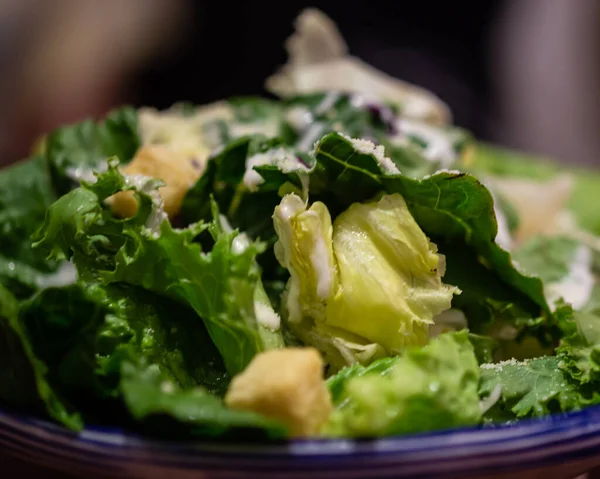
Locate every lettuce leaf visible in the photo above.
<box><xmin>181</xmin><ymin>136</ymin><xmax>306</xmax><ymax>239</ymax></box>
<box><xmin>511</xmin><ymin>236</ymin><xmax>595</xmax><ymax>312</ymax></box>
<box><xmin>556</xmin><ymin>308</ymin><xmax>600</xmax><ymax>386</ymax></box>
<box><xmin>20</xmin><ymin>283</ymin><xmax>228</xmax><ymax>398</ymax></box>
<box><xmin>120</xmin><ymin>361</ymin><xmax>286</xmax><ymax>439</ymax></box>
<box><xmin>12</xmin><ymin>281</ymin><xmax>281</xmax><ymax>437</ymax></box>
<box><xmin>0</xmin><ymin>284</ymin><xmax>81</xmax><ymax>429</ymax></box>
<box><xmin>33</xmin><ymin>161</ymin><xmax>284</xmax><ymax>375</ymax></box>
<box><xmin>569</xmin><ymin>171</ymin><xmax>600</xmax><ymax>236</ymax></box>
<box><xmin>45</xmin><ymin>107</ymin><xmax>139</xmax><ymax>195</ymax></box>
<box><xmin>0</xmin><ymin>156</ymin><xmax>62</xmax><ymax>296</ymax></box>
<box><xmin>0</xmin><ymin>257</ymin><xmax>46</xmax><ymax>299</ymax></box>
<box><xmin>324</xmin><ymin>331</ymin><xmax>481</xmax><ymax>437</ymax></box>
<box><xmin>326</xmin><ymin>357</ymin><xmax>398</xmax><ymax>404</ymax></box>
<box><xmin>272</xmin><ymin>192</ymin><xmax>457</xmax><ymax>369</ymax></box>
<box><xmin>0</xmin><ymin>107</ymin><xmax>139</xmax><ymax>298</ymax></box>
<box><xmin>512</xmin><ymin>236</ymin><xmax>581</xmax><ymax>284</ymax></box>
<box><xmin>227</xmin><ymin>97</ymin><xmax>283</xmax><ymax>124</ymax></box>
<box><xmin>466</xmin><ymin>142</ymin><xmax>559</xmax><ymax>181</ymax></box>
<box><xmin>480</xmin><ymin>306</ymin><xmax>600</xmax><ymax>422</ymax></box>
<box><xmin>281</xmin><ymin>93</ymin><xmax>468</xmax><ymax>177</ymax></box>
<box><xmin>310</xmin><ymin>133</ymin><xmax>550</xmax><ymax>327</ymax></box>
<box><xmin>184</xmin><ymin>132</ymin><xmax>547</xmax><ymax>334</ymax></box>
<box><xmin>467</xmin><ymin>142</ymin><xmax>600</xmax><ymax>236</ymax></box>
<box><xmin>181</xmin><ymin>135</ymin><xmax>310</xmax><ymax>286</ymax></box>
<box><xmin>468</xmin><ymin>333</ymin><xmax>498</xmax><ymax>364</ymax></box>
<box><xmin>479</xmin><ymin>356</ymin><xmax>585</xmax><ymax>421</ymax></box>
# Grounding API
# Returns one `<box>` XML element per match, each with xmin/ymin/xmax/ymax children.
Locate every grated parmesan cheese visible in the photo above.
<box><xmin>338</xmin><ymin>133</ymin><xmax>400</xmax><ymax>174</ymax></box>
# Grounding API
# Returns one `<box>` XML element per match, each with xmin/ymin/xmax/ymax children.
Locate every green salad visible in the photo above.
<box><xmin>2</xmin><ymin>9</ymin><xmax>600</xmax><ymax>440</ymax></box>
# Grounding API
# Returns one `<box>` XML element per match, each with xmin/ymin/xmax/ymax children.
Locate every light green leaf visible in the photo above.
<box><xmin>324</xmin><ymin>331</ymin><xmax>481</xmax><ymax>437</ymax></box>
<box><xmin>512</xmin><ymin>236</ymin><xmax>580</xmax><ymax>284</ymax></box>
<box><xmin>45</xmin><ymin>106</ymin><xmax>139</xmax><ymax>195</ymax></box>
<box><xmin>33</xmin><ymin>161</ymin><xmax>284</xmax><ymax>376</ymax></box>
<box><xmin>479</xmin><ymin>356</ymin><xmax>584</xmax><ymax>420</ymax></box>
<box><xmin>0</xmin><ymin>156</ymin><xmax>63</xmax><ymax>296</ymax></box>
<box><xmin>273</xmin><ymin>192</ymin><xmax>457</xmax><ymax>369</ymax></box>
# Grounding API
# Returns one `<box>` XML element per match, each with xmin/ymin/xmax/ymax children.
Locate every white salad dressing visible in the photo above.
<box><xmin>303</xmin><ymin>210</ymin><xmax>334</xmax><ymax>300</ymax></box>
<box><xmin>66</xmin><ymin>159</ymin><xmax>109</xmax><ymax>184</ymax></box>
<box><xmin>254</xmin><ymin>302</ymin><xmax>281</xmax><ymax>330</ymax></box>
<box><xmin>485</xmin><ymin>188</ymin><xmax>513</xmax><ymax>252</ymax></box>
<box><xmin>494</xmin><ymin>205</ymin><xmax>513</xmax><ymax>252</ymax></box>
<box><xmin>228</xmin><ymin>120</ymin><xmax>280</xmax><ymax>140</ymax></box>
<box><xmin>402</xmin><ymin>94</ymin><xmax>442</xmax><ymax>121</ymax></box>
<box><xmin>232</xmin><ymin>233</ymin><xmax>251</xmax><ymax>255</ymax></box>
<box><xmin>273</xmin><ymin>195</ymin><xmax>310</xmax><ymax>323</ymax></box>
<box><xmin>314</xmin><ymin>91</ymin><xmax>341</xmax><ymax>115</ymax></box>
<box><xmin>479</xmin><ymin>384</ymin><xmax>502</xmax><ymax>415</ymax></box>
<box><xmin>476</xmin><ymin>177</ymin><xmax>514</xmax><ymax>251</ymax></box>
<box><xmin>349</xmin><ymin>92</ymin><xmax>375</xmax><ymax>109</ymax></box>
<box><xmin>393</xmin><ymin>118</ymin><xmax>457</xmax><ymax>169</ymax></box>
<box><xmin>479</xmin><ymin>358</ymin><xmax>522</xmax><ymax>370</ymax></box>
<box><xmin>285</xmin><ymin>103</ymin><xmax>326</xmax><ymax>152</ymax></box>
<box><xmin>123</xmin><ymin>173</ymin><xmax>168</xmax><ymax>236</ymax></box>
<box><xmin>297</xmin><ymin>123</ymin><xmax>326</xmax><ymax>152</ymax></box>
<box><xmin>218</xmin><ymin>214</ymin><xmax>251</xmax><ymax>255</ymax></box>
<box><xmin>286</xmin><ymin>106</ymin><xmax>314</xmax><ymax>131</ymax></box>
<box><xmin>243</xmin><ymin>147</ymin><xmax>310</xmax><ymax>192</ymax></box>
<box><xmin>422</xmin><ymin>169</ymin><xmax>463</xmax><ymax>180</ymax></box>
<box><xmin>545</xmin><ymin>244</ymin><xmax>594</xmax><ymax>310</ymax></box>
<box><xmin>36</xmin><ymin>261</ymin><xmax>78</xmax><ymax>288</ymax></box>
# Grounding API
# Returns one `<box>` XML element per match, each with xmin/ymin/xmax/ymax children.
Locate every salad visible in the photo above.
<box><xmin>2</xmin><ymin>9</ymin><xmax>600</xmax><ymax>441</ymax></box>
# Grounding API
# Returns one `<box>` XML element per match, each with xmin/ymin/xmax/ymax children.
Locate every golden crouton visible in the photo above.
<box><xmin>109</xmin><ymin>145</ymin><xmax>206</xmax><ymax>218</ymax></box>
<box><xmin>225</xmin><ymin>348</ymin><xmax>332</xmax><ymax>437</ymax></box>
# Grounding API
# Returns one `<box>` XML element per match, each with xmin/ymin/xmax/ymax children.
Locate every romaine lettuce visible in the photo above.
<box><xmin>324</xmin><ymin>331</ymin><xmax>481</xmax><ymax>437</ymax></box>
<box><xmin>273</xmin><ymin>192</ymin><xmax>457</xmax><ymax>368</ymax></box>
<box><xmin>33</xmin><ymin>161</ymin><xmax>284</xmax><ymax>376</ymax></box>
<box><xmin>0</xmin><ymin>284</ymin><xmax>81</xmax><ymax>430</ymax></box>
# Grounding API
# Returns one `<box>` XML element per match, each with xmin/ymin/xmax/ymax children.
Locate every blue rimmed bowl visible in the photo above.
<box><xmin>2</xmin><ymin>407</ymin><xmax>600</xmax><ymax>479</ymax></box>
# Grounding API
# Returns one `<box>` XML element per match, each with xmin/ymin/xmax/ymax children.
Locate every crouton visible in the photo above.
<box><xmin>109</xmin><ymin>145</ymin><xmax>206</xmax><ymax>218</ymax></box>
<box><xmin>225</xmin><ymin>348</ymin><xmax>332</xmax><ymax>437</ymax></box>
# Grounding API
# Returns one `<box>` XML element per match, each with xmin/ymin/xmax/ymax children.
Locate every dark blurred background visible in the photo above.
<box><xmin>1</xmin><ymin>0</ymin><xmax>599</xmax><ymax>167</ymax></box>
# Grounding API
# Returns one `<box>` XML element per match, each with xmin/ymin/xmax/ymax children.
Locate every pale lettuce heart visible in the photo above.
<box><xmin>273</xmin><ymin>192</ymin><xmax>459</xmax><ymax>368</ymax></box>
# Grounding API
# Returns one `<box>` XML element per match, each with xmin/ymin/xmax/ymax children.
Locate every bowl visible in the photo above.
<box><xmin>2</xmin><ymin>406</ymin><xmax>600</xmax><ymax>479</ymax></box>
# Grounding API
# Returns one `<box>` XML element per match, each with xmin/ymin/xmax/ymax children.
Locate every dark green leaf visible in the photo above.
<box><xmin>45</xmin><ymin>107</ymin><xmax>139</xmax><ymax>195</ymax></box>
<box><xmin>311</xmin><ymin>133</ymin><xmax>550</xmax><ymax>325</ymax></box>
<box><xmin>468</xmin><ymin>333</ymin><xmax>498</xmax><ymax>364</ymax></box>
<box><xmin>0</xmin><ymin>156</ymin><xmax>60</xmax><ymax>296</ymax></box>
<box><xmin>0</xmin><ymin>284</ymin><xmax>82</xmax><ymax>429</ymax></box>
<box><xmin>556</xmin><ymin>308</ymin><xmax>600</xmax><ymax>386</ymax></box>
<box><xmin>33</xmin><ymin>164</ymin><xmax>284</xmax><ymax>376</ymax></box>
<box><xmin>20</xmin><ymin>283</ymin><xmax>229</xmax><ymax>405</ymax></box>
<box><xmin>180</xmin><ymin>136</ymin><xmax>304</xmax><ymax>283</ymax></box>
<box><xmin>120</xmin><ymin>361</ymin><xmax>286</xmax><ymax>439</ymax></box>
<box><xmin>227</xmin><ymin>97</ymin><xmax>282</xmax><ymax>123</ymax></box>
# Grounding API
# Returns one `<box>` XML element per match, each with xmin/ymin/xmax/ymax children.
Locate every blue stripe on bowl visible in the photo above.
<box><xmin>2</xmin><ymin>405</ymin><xmax>600</xmax><ymax>478</ymax></box>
